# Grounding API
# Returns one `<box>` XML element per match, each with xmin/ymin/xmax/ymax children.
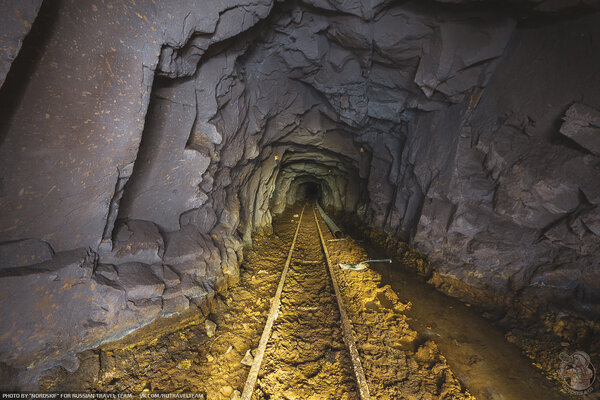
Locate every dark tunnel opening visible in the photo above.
<box><xmin>300</xmin><ymin>181</ymin><xmax>321</xmax><ymax>202</ymax></box>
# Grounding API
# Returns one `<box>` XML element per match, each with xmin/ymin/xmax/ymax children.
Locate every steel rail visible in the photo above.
<box><xmin>313</xmin><ymin>206</ymin><xmax>372</xmax><ymax>400</ymax></box>
<box><xmin>240</xmin><ymin>205</ymin><xmax>306</xmax><ymax>400</ymax></box>
<box><xmin>241</xmin><ymin>204</ymin><xmax>370</xmax><ymax>399</ymax></box>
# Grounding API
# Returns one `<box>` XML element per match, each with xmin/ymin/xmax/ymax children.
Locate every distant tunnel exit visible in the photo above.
<box><xmin>300</xmin><ymin>181</ymin><xmax>321</xmax><ymax>202</ymax></box>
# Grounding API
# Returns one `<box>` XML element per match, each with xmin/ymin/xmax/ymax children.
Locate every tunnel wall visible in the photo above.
<box><xmin>411</xmin><ymin>15</ymin><xmax>600</xmax><ymax>328</ymax></box>
<box><xmin>0</xmin><ymin>0</ymin><xmax>273</xmax><ymax>383</ymax></box>
<box><xmin>0</xmin><ymin>0</ymin><xmax>599</xmax><ymax>386</ymax></box>
<box><xmin>0</xmin><ymin>0</ymin><xmax>44</xmax><ymax>89</ymax></box>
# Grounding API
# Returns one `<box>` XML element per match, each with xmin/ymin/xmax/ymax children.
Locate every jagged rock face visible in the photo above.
<box><xmin>0</xmin><ymin>0</ymin><xmax>599</xmax><ymax>384</ymax></box>
<box><xmin>412</xmin><ymin>14</ymin><xmax>600</xmax><ymax>320</ymax></box>
<box><xmin>0</xmin><ymin>0</ymin><xmax>44</xmax><ymax>88</ymax></box>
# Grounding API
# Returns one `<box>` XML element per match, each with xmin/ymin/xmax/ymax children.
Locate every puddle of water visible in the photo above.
<box><xmin>367</xmin><ymin>254</ymin><xmax>571</xmax><ymax>400</ymax></box>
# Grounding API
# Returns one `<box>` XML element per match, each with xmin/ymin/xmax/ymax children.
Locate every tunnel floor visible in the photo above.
<box><xmin>39</xmin><ymin>204</ymin><xmax>569</xmax><ymax>399</ymax></box>
<box><xmin>255</xmin><ymin>208</ymin><xmax>358</xmax><ymax>399</ymax></box>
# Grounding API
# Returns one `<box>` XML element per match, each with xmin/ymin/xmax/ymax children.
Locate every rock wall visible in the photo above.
<box><xmin>0</xmin><ymin>0</ymin><xmax>272</xmax><ymax>386</ymax></box>
<box><xmin>412</xmin><ymin>13</ymin><xmax>600</xmax><ymax>327</ymax></box>
<box><xmin>0</xmin><ymin>0</ymin><xmax>44</xmax><ymax>89</ymax></box>
<box><xmin>0</xmin><ymin>0</ymin><xmax>599</xmax><ymax>387</ymax></box>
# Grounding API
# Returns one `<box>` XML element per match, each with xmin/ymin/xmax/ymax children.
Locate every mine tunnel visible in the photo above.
<box><xmin>297</xmin><ymin>182</ymin><xmax>322</xmax><ymax>202</ymax></box>
<box><xmin>0</xmin><ymin>0</ymin><xmax>599</xmax><ymax>398</ymax></box>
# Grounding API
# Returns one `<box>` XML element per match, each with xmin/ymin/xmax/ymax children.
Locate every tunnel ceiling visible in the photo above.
<box><xmin>0</xmin><ymin>0</ymin><xmax>600</xmax><ymax>378</ymax></box>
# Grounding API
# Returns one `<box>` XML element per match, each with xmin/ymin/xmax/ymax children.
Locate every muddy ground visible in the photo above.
<box><xmin>342</xmin><ymin>216</ymin><xmax>598</xmax><ymax>399</ymax></box>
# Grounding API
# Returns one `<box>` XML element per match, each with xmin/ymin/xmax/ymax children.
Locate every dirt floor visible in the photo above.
<box><xmin>254</xmin><ymin>208</ymin><xmax>357</xmax><ymax>399</ymax></box>
<box><xmin>40</xmin><ymin>209</ymin><xmax>297</xmax><ymax>397</ymax></box>
<box><xmin>312</xmin><ymin>209</ymin><xmax>474</xmax><ymax>400</ymax></box>
<box><xmin>40</xmin><ymin>204</ymin><xmax>475</xmax><ymax>399</ymax></box>
<box><xmin>343</xmin><ymin>217</ymin><xmax>598</xmax><ymax>399</ymax></box>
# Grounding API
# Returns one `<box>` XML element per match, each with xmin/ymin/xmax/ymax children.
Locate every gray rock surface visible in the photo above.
<box><xmin>560</xmin><ymin>102</ymin><xmax>600</xmax><ymax>156</ymax></box>
<box><xmin>150</xmin><ymin>263</ymin><xmax>181</xmax><ymax>288</ymax></box>
<box><xmin>0</xmin><ymin>0</ymin><xmax>274</xmax><ymax>253</ymax></box>
<box><xmin>0</xmin><ymin>238</ymin><xmax>54</xmax><ymax>269</ymax></box>
<box><xmin>412</xmin><ymin>14</ymin><xmax>600</xmax><ymax>322</ymax></box>
<box><xmin>0</xmin><ymin>0</ymin><xmax>43</xmax><ymax>89</ymax></box>
<box><xmin>0</xmin><ymin>249</ymin><xmax>135</xmax><ymax>370</ymax></box>
<box><xmin>0</xmin><ymin>0</ymin><xmax>270</xmax><ymax>385</ymax></box>
<box><xmin>111</xmin><ymin>262</ymin><xmax>165</xmax><ymax>300</ymax></box>
<box><xmin>98</xmin><ymin>220</ymin><xmax>164</xmax><ymax>265</ymax></box>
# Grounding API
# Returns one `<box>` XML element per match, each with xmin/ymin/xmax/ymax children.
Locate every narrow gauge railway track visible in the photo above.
<box><xmin>39</xmin><ymin>204</ymin><xmax>475</xmax><ymax>399</ymax></box>
<box><xmin>241</xmin><ymin>204</ymin><xmax>371</xmax><ymax>400</ymax></box>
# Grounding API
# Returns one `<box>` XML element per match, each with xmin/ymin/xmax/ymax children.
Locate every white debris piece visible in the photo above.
<box><xmin>241</xmin><ymin>349</ymin><xmax>254</xmax><ymax>366</ymax></box>
<box><xmin>205</xmin><ymin>319</ymin><xmax>217</xmax><ymax>337</ymax></box>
